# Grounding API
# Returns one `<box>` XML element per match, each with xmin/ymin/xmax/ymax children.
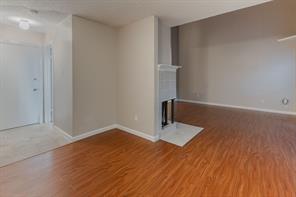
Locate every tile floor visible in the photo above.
<box><xmin>0</xmin><ymin>124</ymin><xmax>70</xmax><ymax>167</ymax></box>
<box><xmin>160</xmin><ymin>122</ymin><xmax>203</xmax><ymax>146</ymax></box>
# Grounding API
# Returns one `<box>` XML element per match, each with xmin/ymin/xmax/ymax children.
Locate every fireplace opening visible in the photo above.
<box><xmin>162</xmin><ymin>99</ymin><xmax>175</xmax><ymax>128</ymax></box>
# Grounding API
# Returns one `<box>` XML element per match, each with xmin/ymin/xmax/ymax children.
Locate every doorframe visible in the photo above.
<box><xmin>43</xmin><ymin>45</ymin><xmax>53</xmax><ymax>124</ymax></box>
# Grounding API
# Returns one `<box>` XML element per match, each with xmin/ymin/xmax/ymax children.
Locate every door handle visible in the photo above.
<box><xmin>33</xmin><ymin>88</ymin><xmax>38</xmax><ymax>91</ymax></box>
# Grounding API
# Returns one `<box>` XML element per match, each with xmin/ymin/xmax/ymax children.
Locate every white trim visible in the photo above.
<box><xmin>73</xmin><ymin>124</ymin><xmax>117</xmax><ymax>141</ymax></box>
<box><xmin>177</xmin><ymin>99</ymin><xmax>296</xmax><ymax>116</ymax></box>
<box><xmin>39</xmin><ymin>47</ymin><xmax>45</xmax><ymax>124</ymax></box>
<box><xmin>278</xmin><ymin>35</ymin><xmax>296</xmax><ymax>42</ymax></box>
<box><xmin>54</xmin><ymin>124</ymin><xmax>117</xmax><ymax>142</ymax></box>
<box><xmin>44</xmin><ymin>45</ymin><xmax>53</xmax><ymax>124</ymax></box>
<box><xmin>116</xmin><ymin>124</ymin><xmax>159</xmax><ymax>142</ymax></box>
<box><xmin>158</xmin><ymin>64</ymin><xmax>182</xmax><ymax>72</ymax></box>
<box><xmin>53</xmin><ymin>124</ymin><xmax>159</xmax><ymax>143</ymax></box>
<box><xmin>0</xmin><ymin>41</ymin><xmax>43</xmax><ymax>48</ymax></box>
<box><xmin>53</xmin><ymin>125</ymin><xmax>73</xmax><ymax>142</ymax></box>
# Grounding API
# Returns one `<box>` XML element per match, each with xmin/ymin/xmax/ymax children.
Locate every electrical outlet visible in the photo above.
<box><xmin>282</xmin><ymin>98</ymin><xmax>289</xmax><ymax>105</ymax></box>
<box><xmin>134</xmin><ymin>115</ymin><xmax>138</xmax><ymax>121</ymax></box>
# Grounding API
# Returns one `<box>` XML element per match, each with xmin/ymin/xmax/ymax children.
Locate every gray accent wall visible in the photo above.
<box><xmin>177</xmin><ymin>0</ymin><xmax>296</xmax><ymax>112</ymax></box>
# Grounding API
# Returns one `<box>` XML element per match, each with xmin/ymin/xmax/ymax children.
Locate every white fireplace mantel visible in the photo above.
<box><xmin>158</xmin><ymin>64</ymin><xmax>182</xmax><ymax>72</ymax></box>
<box><xmin>277</xmin><ymin>35</ymin><xmax>296</xmax><ymax>48</ymax></box>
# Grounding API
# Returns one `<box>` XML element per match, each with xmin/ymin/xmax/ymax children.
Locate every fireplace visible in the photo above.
<box><xmin>158</xmin><ymin>64</ymin><xmax>181</xmax><ymax>128</ymax></box>
<box><xmin>157</xmin><ymin>64</ymin><xmax>203</xmax><ymax>146</ymax></box>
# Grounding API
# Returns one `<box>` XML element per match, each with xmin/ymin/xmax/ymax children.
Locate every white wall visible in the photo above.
<box><xmin>158</xmin><ymin>20</ymin><xmax>171</xmax><ymax>65</ymax></box>
<box><xmin>117</xmin><ymin>16</ymin><xmax>158</xmax><ymax>136</ymax></box>
<box><xmin>0</xmin><ymin>23</ymin><xmax>44</xmax><ymax>46</ymax></box>
<box><xmin>72</xmin><ymin>16</ymin><xmax>117</xmax><ymax>136</ymax></box>
<box><xmin>49</xmin><ymin>16</ymin><xmax>73</xmax><ymax>135</ymax></box>
<box><xmin>44</xmin><ymin>15</ymin><xmax>160</xmax><ymax>139</ymax></box>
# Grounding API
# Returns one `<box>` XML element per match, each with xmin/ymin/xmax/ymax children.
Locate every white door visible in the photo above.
<box><xmin>0</xmin><ymin>43</ymin><xmax>42</xmax><ymax>131</ymax></box>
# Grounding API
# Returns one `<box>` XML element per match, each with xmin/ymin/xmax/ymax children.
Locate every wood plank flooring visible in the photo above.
<box><xmin>1</xmin><ymin>102</ymin><xmax>296</xmax><ymax>196</ymax></box>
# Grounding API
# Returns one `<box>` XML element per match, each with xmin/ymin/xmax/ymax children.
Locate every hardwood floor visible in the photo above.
<box><xmin>1</xmin><ymin>102</ymin><xmax>296</xmax><ymax>196</ymax></box>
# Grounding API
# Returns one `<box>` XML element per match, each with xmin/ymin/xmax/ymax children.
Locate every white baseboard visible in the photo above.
<box><xmin>177</xmin><ymin>99</ymin><xmax>296</xmax><ymax>116</ymax></box>
<box><xmin>73</xmin><ymin>124</ymin><xmax>117</xmax><ymax>142</ymax></box>
<box><xmin>115</xmin><ymin>124</ymin><xmax>159</xmax><ymax>142</ymax></box>
<box><xmin>53</xmin><ymin>126</ymin><xmax>74</xmax><ymax>142</ymax></box>
<box><xmin>54</xmin><ymin>124</ymin><xmax>117</xmax><ymax>142</ymax></box>
<box><xmin>54</xmin><ymin>124</ymin><xmax>158</xmax><ymax>143</ymax></box>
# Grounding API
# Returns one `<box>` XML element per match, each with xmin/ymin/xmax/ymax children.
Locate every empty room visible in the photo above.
<box><xmin>0</xmin><ymin>0</ymin><xmax>296</xmax><ymax>196</ymax></box>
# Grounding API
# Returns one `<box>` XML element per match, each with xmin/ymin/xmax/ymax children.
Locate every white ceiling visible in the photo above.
<box><xmin>0</xmin><ymin>5</ymin><xmax>67</xmax><ymax>33</ymax></box>
<box><xmin>0</xmin><ymin>0</ymin><xmax>272</xmax><ymax>31</ymax></box>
